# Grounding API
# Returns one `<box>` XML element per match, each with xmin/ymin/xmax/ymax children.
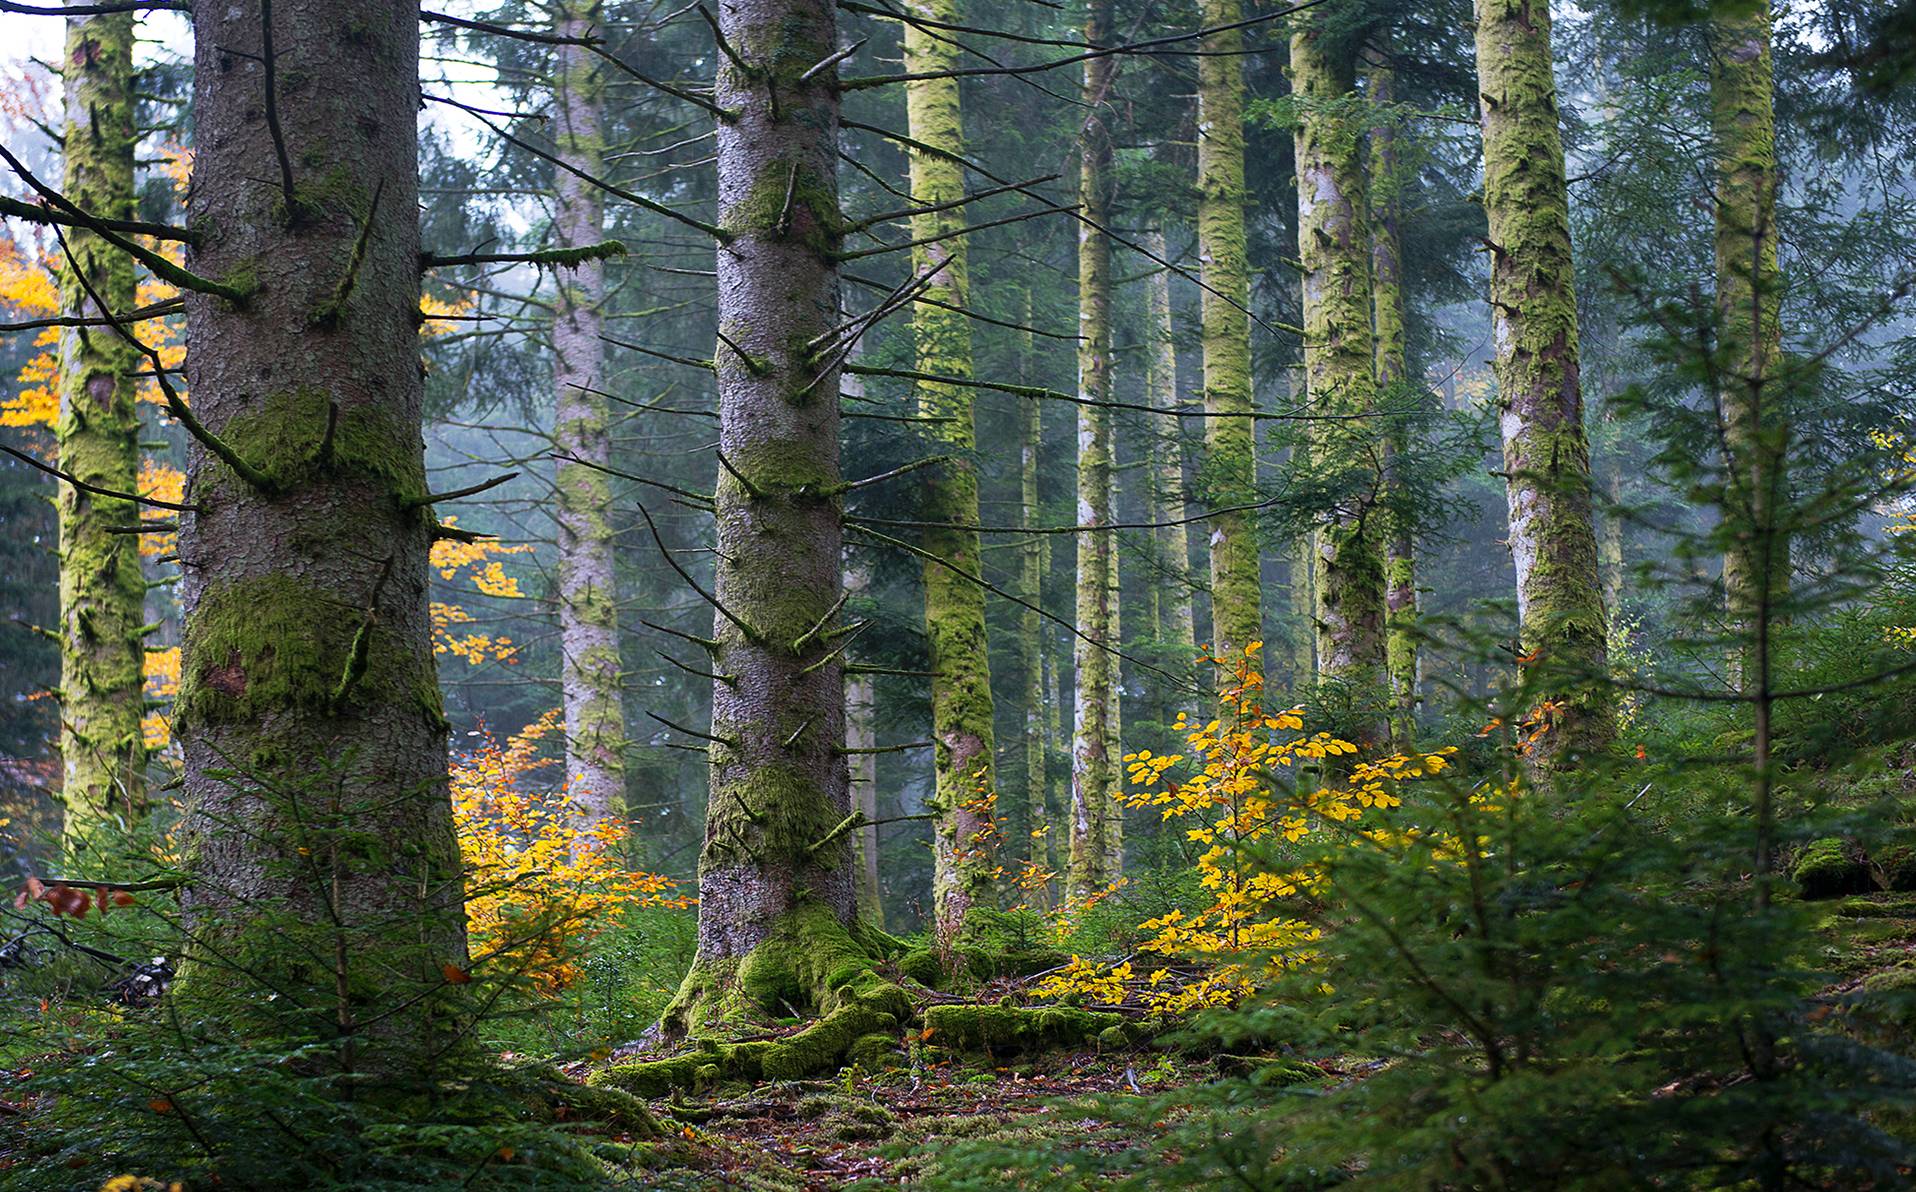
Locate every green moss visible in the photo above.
<box><xmin>1793</xmin><ymin>837</ymin><xmax>1872</xmax><ymax>900</ymax></box>
<box><xmin>921</xmin><ymin>1004</ymin><xmax>1124</xmax><ymax>1055</ymax></box>
<box><xmin>208</xmin><ymin>385</ymin><xmax>423</xmax><ymax>501</ymax></box>
<box><xmin>1875</xmin><ymin>845</ymin><xmax>1916</xmax><ymax>893</ymax></box>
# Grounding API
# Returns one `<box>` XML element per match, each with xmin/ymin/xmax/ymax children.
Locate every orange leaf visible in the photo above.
<box><xmin>441</xmin><ymin>962</ymin><xmax>472</xmax><ymax>985</ymax></box>
<box><xmin>148</xmin><ymin>1098</ymin><xmax>173</xmax><ymax>1114</ymax></box>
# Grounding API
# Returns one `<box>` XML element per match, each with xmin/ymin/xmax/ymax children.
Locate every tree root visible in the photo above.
<box><xmin>921</xmin><ymin>1003</ymin><xmax>1128</xmax><ymax>1055</ymax></box>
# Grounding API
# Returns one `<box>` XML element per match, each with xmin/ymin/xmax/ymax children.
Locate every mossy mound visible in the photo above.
<box><xmin>497</xmin><ymin>1060</ymin><xmax>661</xmax><ymax>1137</ymax></box>
<box><xmin>1215</xmin><ymin>1054</ymin><xmax>1327</xmax><ymax>1086</ymax></box>
<box><xmin>922</xmin><ymin>1004</ymin><xmax>1125</xmax><ymax>1055</ymax></box>
<box><xmin>1834</xmin><ymin>892</ymin><xmax>1916</xmax><ymax>919</ymax></box>
<box><xmin>1875</xmin><ymin>845</ymin><xmax>1916</xmax><ymax>893</ymax></box>
<box><xmin>1792</xmin><ymin>837</ymin><xmax>1873</xmax><ymax>900</ymax></box>
<box><xmin>952</xmin><ymin>908</ymin><xmax>1068</xmax><ymax>980</ymax></box>
<box><xmin>795</xmin><ymin>1092</ymin><xmax>898</xmax><ymax>1141</ymax></box>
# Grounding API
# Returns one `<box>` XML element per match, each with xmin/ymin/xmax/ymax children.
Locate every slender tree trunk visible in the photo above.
<box><xmin>1103</xmin><ymin>476</ymin><xmax>1122</xmax><ymax>877</ymax></box>
<box><xmin>1018</xmin><ymin>287</ymin><xmax>1049</xmax><ymax>899</ymax></box>
<box><xmin>844</xmin><ymin>557</ymin><xmax>882</xmax><ymax>927</ymax></box>
<box><xmin>1293</xmin><ymin>18</ymin><xmax>1386</xmax><ymax>738</ymax></box>
<box><xmin>1145</xmin><ymin>229</ymin><xmax>1196</xmax><ymax>674</ymax></box>
<box><xmin>1711</xmin><ymin>2</ymin><xmax>1787</xmax><ymax>674</ymax></box>
<box><xmin>551</xmin><ymin>0</ymin><xmax>627</xmax><ymax>835</ymax></box>
<box><xmin>178</xmin><ymin>0</ymin><xmax>464</xmax><ymax>1064</ymax></box>
<box><xmin>666</xmin><ymin>0</ymin><xmax>900</xmax><ymax>1039</ymax></box>
<box><xmin>903</xmin><ymin>0</ymin><xmax>995</xmax><ymax>951</ymax></box>
<box><xmin>56</xmin><ymin>8</ymin><xmax>146</xmax><ymax>860</ymax></box>
<box><xmin>1599</xmin><ymin>456</ymin><xmax>1625</xmax><ymax>615</ymax></box>
<box><xmin>1365</xmin><ymin>49</ymin><xmax>1418</xmax><ymax>751</ymax></box>
<box><xmin>1474</xmin><ymin>0</ymin><xmax>1613</xmax><ymax>764</ymax></box>
<box><xmin>1068</xmin><ymin>0</ymin><xmax>1116</xmax><ymax>901</ymax></box>
<box><xmin>1197</xmin><ymin>0</ymin><xmax>1260</xmax><ymax>686</ymax></box>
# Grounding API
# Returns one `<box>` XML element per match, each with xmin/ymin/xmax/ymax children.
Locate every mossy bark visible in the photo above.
<box><xmin>1473</xmin><ymin>0</ymin><xmax>1614</xmax><ymax>765</ymax></box>
<box><xmin>1017</xmin><ymin>286</ymin><xmax>1050</xmax><ymax>897</ymax></box>
<box><xmin>1068</xmin><ymin>0</ymin><xmax>1117</xmax><ymax>901</ymax></box>
<box><xmin>1197</xmin><ymin>0</ymin><xmax>1261</xmax><ymax>691</ymax></box>
<box><xmin>904</xmin><ymin>0</ymin><xmax>997</xmax><ymax>952</ymax></box>
<box><xmin>1710</xmin><ymin>3</ymin><xmax>1787</xmax><ymax>679</ymax></box>
<box><xmin>665</xmin><ymin>0</ymin><xmax>888</xmax><ymax>1037</ymax></box>
<box><xmin>844</xmin><ymin>557</ymin><xmax>882</xmax><ymax>926</ymax></box>
<box><xmin>1293</xmin><ymin>17</ymin><xmax>1386</xmax><ymax>743</ymax></box>
<box><xmin>1145</xmin><ymin>228</ymin><xmax>1196</xmax><ymax>681</ymax></box>
<box><xmin>56</xmin><ymin>9</ymin><xmax>147</xmax><ymax>860</ymax></box>
<box><xmin>551</xmin><ymin>1</ymin><xmax>628</xmax><ymax>835</ymax></box>
<box><xmin>1365</xmin><ymin>50</ymin><xmax>1418</xmax><ymax>751</ymax></box>
<box><xmin>177</xmin><ymin>0</ymin><xmax>465</xmax><ymax>1066</ymax></box>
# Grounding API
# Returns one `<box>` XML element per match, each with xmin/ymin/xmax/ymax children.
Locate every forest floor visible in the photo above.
<box><xmin>566</xmin><ymin>1039</ymin><xmax>1232</xmax><ymax>1189</ymax></box>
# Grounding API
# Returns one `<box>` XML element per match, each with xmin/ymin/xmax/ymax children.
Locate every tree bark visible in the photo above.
<box><xmin>1068</xmin><ymin>0</ymin><xmax>1116</xmax><ymax>901</ymax></box>
<box><xmin>1293</xmin><ymin>17</ymin><xmax>1385</xmax><ymax>740</ymax></box>
<box><xmin>1474</xmin><ymin>0</ymin><xmax>1613</xmax><ymax>764</ymax></box>
<box><xmin>56</xmin><ymin>7</ymin><xmax>146</xmax><ymax>861</ymax></box>
<box><xmin>903</xmin><ymin>0</ymin><xmax>996</xmax><ymax>952</ymax></box>
<box><xmin>1145</xmin><ymin>229</ymin><xmax>1196</xmax><ymax>677</ymax></box>
<box><xmin>1017</xmin><ymin>286</ymin><xmax>1049</xmax><ymax>899</ymax></box>
<box><xmin>1710</xmin><ymin>2</ymin><xmax>1787</xmax><ymax>677</ymax></box>
<box><xmin>1197</xmin><ymin>0</ymin><xmax>1260</xmax><ymax>688</ymax></box>
<box><xmin>551</xmin><ymin>0</ymin><xmax>628</xmax><ymax>836</ymax></box>
<box><xmin>178</xmin><ymin>0</ymin><xmax>464</xmax><ymax>1064</ymax></box>
<box><xmin>1365</xmin><ymin>49</ymin><xmax>1418</xmax><ymax>751</ymax></box>
<box><xmin>665</xmin><ymin>0</ymin><xmax>896</xmax><ymax>1036</ymax></box>
<box><xmin>843</xmin><ymin>557</ymin><xmax>882</xmax><ymax>927</ymax></box>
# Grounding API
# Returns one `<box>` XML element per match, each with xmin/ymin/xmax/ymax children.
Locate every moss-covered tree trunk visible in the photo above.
<box><xmin>1145</xmin><ymin>229</ymin><xmax>1196</xmax><ymax>678</ymax></box>
<box><xmin>663</xmin><ymin>0</ymin><xmax>907</xmax><ymax>1047</ymax></box>
<box><xmin>177</xmin><ymin>0</ymin><xmax>465</xmax><ymax>1064</ymax></box>
<box><xmin>903</xmin><ymin>0</ymin><xmax>996</xmax><ymax>952</ymax></box>
<box><xmin>1293</xmin><ymin>18</ymin><xmax>1385</xmax><ymax>738</ymax></box>
<box><xmin>1068</xmin><ymin>0</ymin><xmax>1116</xmax><ymax>901</ymax></box>
<box><xmin>1017</xmin><ymin>288</ymin><xmax>1050</xmax><ymax>897</ymax></box>
<box><xmin>1710</xmin><ymin>2</ymin><xmax>1786</xmax><ymax>675</ymax></box>
<box><xmin>551</xmin><ymin>0</ymin><xmax>628</xmax><ymax>833</ymax></box>
<box><xmin>1474</xmin><ymin>0</ymin><xmax>1613</xmax><ymax>764</ymax></box>
<box><xmin>843</xmin><ymin>556</ymin><xmax>882</xmax><ymax>926</ymax></box>
<box><xmin>56</xmin><ymin>8</ymin><xmax>146</xmax><ymax>860</ymax></box>
<box><xmin>1366</xmin><ymin>50</ymin><xmax>1417</xmax><ymax>751</ymax></box>
<box><xmin>1197</xmin><ymin>0</ymin><xmax>1260</xmax><ymax>687</ymax></box>
<box><xmin>1103</xmin><ymin>483</ymin><xmax>1122</xmax><ymax>877</ymax></box>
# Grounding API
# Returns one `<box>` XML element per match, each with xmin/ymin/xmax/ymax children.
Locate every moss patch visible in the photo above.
<box><xmin>922</xmin><ymin>1004</ymin><xmax>1125</xmax><ymax>1055</ymax></box>
<box><xmin>1793</xmin><ymin>837</ymin><xmax>1873</xmax><ymax>900</ymax></box>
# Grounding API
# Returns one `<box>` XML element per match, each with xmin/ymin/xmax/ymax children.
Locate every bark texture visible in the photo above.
<box><xmin>1017</xmin><ymin>288</ymin><xmax>1049</xmax><ymax>895</ymax></box>
<box><xmin>1474</xmin><ymin>0</ymin><xmax>1613</xmax><ymax>763</ymax></box>
<box><xmin>904</xmin><ymin>0</ymin><xmax>996</xmax><ymax>951</ymax></box>
<box><xmin>57</xmin><ymin>9</ymin><xmax>147</xmax><ymax>857</ymax></box>
<box><xmin>666</xmin><ymin>0</ymin><xmax>899</xmax><ymax>1038</ymax></box>
<box><xmin>1145</xmin><ymin>229</ymin><xmax>1196</xmax><ymax>675</ymax></box>
<box><xmin>1197</xmin><ymin>0</ymin><xmax>1260</xmax><ymax>686</ymax></box>
<box><xmin>551</xmin><ymin>0</ymin><xmax>629</xmax><ymax>834</ymax></box>
<box><xmin>1366</xmin><ymin>51</ymin><xmax>1418</xmax><ymax>750</ymax></box>
<box><xmin>1068</xmin><ymin>0</ymin><xmax>1117</xmax><ymax>901</ymax></box>
<box><xmin>1710</xmin><ymin>2</ymin><xmax>1787</xmax><ymax>672</ymax></box>
<box><xmin>1293</xmin><ymin>18</ymin><xmax>1386</xmax><ymax>737</ymax></box>
<box><xmin>178</xmin><ymin>0</ymin><xmax>464</xmax><ymax>1058</ymax></box>
<box><xmin>843</xmin><ymin>557</ymin><xmax>882</xmax><ymax>926</ymax></box>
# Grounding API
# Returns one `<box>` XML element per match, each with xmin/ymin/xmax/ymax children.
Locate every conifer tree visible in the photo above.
<box><xmin>549</xmin><ymin>0</ymin><xmax>629</xmax><ymax>834</ymax></box>
<box><xmin>55</xmin><ymin>6</ymin><xmax>146</xmax><ymax>855</ymax></box>
<box><xmin>1473</xmin><ymin>0</ymin><xmax>1613</xmax><ymax>763</ymax></box>
<box><xmin>1145</xmin><ymin>228</ymin><xmax>1196</xmax><ymax>673</ymax></box>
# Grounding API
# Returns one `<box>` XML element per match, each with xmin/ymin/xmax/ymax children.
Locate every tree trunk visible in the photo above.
<box><xmin>1474</xmin><ymin>0</ymin><xmax>1614</xmax><ymax>764</ymax></box>
<box><xmin>1197</xmin><ymin>0</ymin><xmax>1260</xmax><ymax>686</ymax></box>
<box><xmin>904</xmin><ymin>0</ymin><xmax>996</xmax><ymax>952</ymax></box>
<box><xmin>178</xmin><ymin>0</ymin><xmax>464</xmax><ymax>1065</ymax></box>
<box><xmin>1103</xmin><ymin>468</ymin><xmax>1122</xmax><ymax>877</ymax></box>
<box><xmin>1068</xmin><ymin>0</ymin><xmax>1116</xmax><ymax>901</ymax></box>
<box><xmin>1293</xmin><ymin>17</ymin><xmax>1386</xmax><ymax>739</ymax></box>
<box><xmin>56</xmin><ymin>8</ymin><xmax>146</xmax><ymax>862</ymax></box>
<box><xmin>1365</xmin><ymin>49</ymin><xmax>1418</xmax><ymax>751</ymax></box>
<box><xmin>551</xmin><ymin>0</ymin><xmax>628</xmax><ymax>835</ymax></box>
<box><xmin>844</xmin><ymin>557</ymin><xmax>882</xmax><ymax>927</ymax></box>
<box><xmin>1017</xmin><ymin>287</ymin><xmax>1049</xmax><ymax>899</ymax></box>
<box><xmin>1711</xmin><ymin>2</ymin><xmax>1786</xmax><ymax>675</ymax></box>
<box><xmin>1145</xmin><ymin>229</ymin><xmax>1196</xmax><ymax>676</ymax></box>
<box><xmin>665</xmin><ymin>0</ymin><xmax>904</xmax><ymax>1041</ymax></box>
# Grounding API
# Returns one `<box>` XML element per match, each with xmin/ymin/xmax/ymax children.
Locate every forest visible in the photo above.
<box><xmin>0</xmin><ymin>0</ymin><xmax>1914</xmax><ymax>1186</ymax></box>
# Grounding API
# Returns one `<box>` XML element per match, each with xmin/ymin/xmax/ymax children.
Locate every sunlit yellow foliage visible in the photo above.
<box><xmin>453</xmin><ymin>710</ymin><xmax>689</xmax><ymax>992</ymax></box>
<box><xmin>1038</xmin><ymin>643</ymin><xmax>1455</xmax><ymax>1013</ymax></box>
<box><xmin>135</xmin><ymin>461</ymin><xmax>183</xmax><ymax>557</ymax></box>
<box><xmin>142</xmin><ymin>646</ymin><xmax>179</xmax><ymax>750</ymax></box>
<box><xmin>421</xmin><ymin>292</ymin><xmax>474</xmax><ymax>337</ymax></box>
<box><xmin>429</xmin><ymin>519</ymin><xmax>532</xmax><ymax>664</ymax></box>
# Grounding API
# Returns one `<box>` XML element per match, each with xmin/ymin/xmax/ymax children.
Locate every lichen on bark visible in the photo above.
<box><xmin>1197</xmin><ymin>0</ymin><xmax>1261</xmax><ymax>696</ymax></box>
<box><xmin>56</xmin><ymin>8</ymin><xmax>147</xmax><ymax>860</ymax></box>
<box><xmin>1473</xmin><ymin>0</ymin><xmax>1613</xmax><ymax>766</ymax></box>
<box><xmin>550</xmin><ymin>1</ymin><xmax>629</xmax><ymax>838</ymax></box>
<box><xmin>1292</xmin><ymin>14</ymin><xmax>1386</xmax><ymax>743</ymax></box>
<box><xmin>903</xmin><ymin>0</ymin><xmax>998</xmax><ymax>954</ymax></box>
